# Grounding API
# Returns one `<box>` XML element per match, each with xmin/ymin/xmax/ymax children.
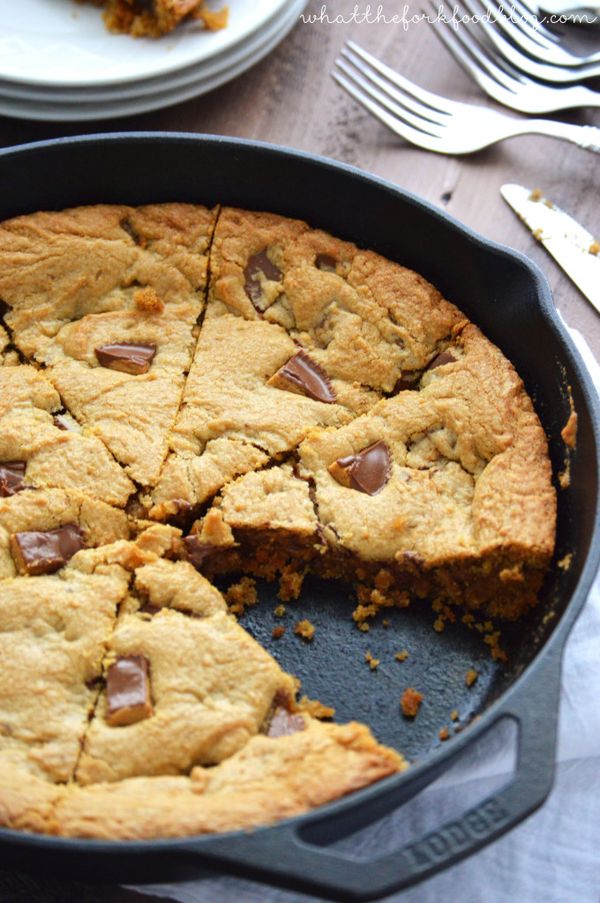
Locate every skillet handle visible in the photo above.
<box><xmin>185</xmin><ymin>643</ymin><xmax>563</xmax><ymax>902</ymax></box>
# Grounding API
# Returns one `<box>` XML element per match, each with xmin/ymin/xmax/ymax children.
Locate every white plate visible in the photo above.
<box><xmin>0</xmin><ymin>0</ymin><xmax>299</xmax><ymax>101</ymax></box>
<box><xmin>0</xmin><ymin>0</ymin><xmax>305</xmax><ymax>121</ymax></box>
<box><xmin>0</xmin><ymin>0</ymin><xmax>289</xmax><ymax>88</ymax></box>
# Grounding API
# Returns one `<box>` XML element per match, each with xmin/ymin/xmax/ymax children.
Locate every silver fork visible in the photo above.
<box><xmin>458</xmin><ymin>0</ymin><xmax>600</xmax><ymax>80</ymax></box>
<box><xmin>430</xmin><ymin>11</ymin><xmax>600</xmax><ymax>111</ymax></box>
<box><xmin>470</xmin><ymin>0</ymin><xmax>600</xmax><ymax>67</ymax></box>
<box><xmin>332</xmin><ymin>42</ymin><xmax>600</xmax><ymax>154</ymax></box>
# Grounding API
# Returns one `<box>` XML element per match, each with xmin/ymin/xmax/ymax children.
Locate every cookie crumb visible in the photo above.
<box><xmin>450</xmin><ymin>709</ymin><xmax>459</xmax><ymax>722</ymax></box>
<box><xmin>439</xmin><ymin>727</ymin><xmax>450</xmax><ymax>741</ymax></box>
<box><xmin>134</xmin><ymin>286</ymin><xmax>164</xmax><ymax>313</ymax></box>
<box><xmin>358</xmin><ymin>622</ymin><xmax>370</xmax><ymax>632</ymax></box>
<box><xmin>382</xmin><ymin>618</ymin><xmax>391</xmax><ymax>628</ymax></box>
<box><xmin>225</xmin><ymin>577</ymin><xmax>257</xmax><ymax>617</ymax></box>
<box><xmin>394</xmin><ymin>650</ymin><xmax>409</xmax><ymax>662</ymax></box>
<box><xmin>294</xmin><ymin>619</ymin><xmax>315</xmax><ymax>641</ymax></box>
<box><xmin>401</xmin><ymin>687</ymin><xmax>423</xmax><ymax>718</ymax></box>
<box><xmin>274</xmin><ymin>604</ymin><xmax>286</xmax><ymax>617</ymax></box>
<box><xmin>557</xmin><ymin>553</ymin><xmax>572</xmax><ymax>571</ymax></box>
<box><xmin>271</xmin><ymin>626</ymin><xmax>285</xmax><ymax>640</ymax></box>
<box><xmin>299</xmin><ymin>696</ymin><xmax>335</xmax><ymax>719</ymax></box>
<box><xmin>465</xmin><ymin>668</ymin><xmax>478</xmax><ymax>687</ymax></box>
<box><xmin>365</xmin><ymin>651</ymin><xmax>380</xmax><ymax>670</ymax></box>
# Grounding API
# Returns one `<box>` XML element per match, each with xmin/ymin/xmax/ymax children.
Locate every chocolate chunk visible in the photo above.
<box><xmin>106</xmin><ymin>655</ymin><xmax>152</xmax><ymax>727</ymax></box>
<box><xmin>328</xmin><ymin>440</ymin><xmax>392</xmax><ymax>496</ymax></box>
<box><xmin>139</xmin><ymin>602</ymin><xmax>162</xmax><ymax>616</ymax></box>
<box><xmin>315</xmin><ymin>253</ymin><xmax>337</xmax><ymax>272</ymax></box>
<box><xmin>184</xmin><ymin>535</ymin><xmax>217</xmax><ymax>570</ymax></box>
<box><xmin>244</xmin><ymin>249</ymin><xmax>282</xmax><ymax>307</ymax></box>
<box><xmin>168</xmin><ymin>499</ymin><xmax>193</xmax><ymax>529</ymax></box>
<box><xmin>427</xmin><ymin>350</ymin><xmax>456</xmax><ymax>371</ymax></box>
<box><xmin>10</xmin><ymin>524</ymin><xmax>84</xmax><ymax>575</ymax></box>
<box><xmin>95</xmin><ymin>342</ymin><xmax>156</xmax><ymax>375</ymax></box>
<box><xmin>53</xmin><ymin>412</ymin><xmax>79</xmax><ymax>432</ymax></box>
<box><xmin>393</xmin><ymin>372</ymin><xmax>420</xmax><ymax>393</ymax></box>
<box><xmin>268</xmin><ymin>707</ymin><xmax>306</xmax><ymax>738</ymax></box>
<box><xmin>268</xmin><ymin>351</ymin><xmax>336</xmax><ymax>404</ymax></box>
<box><xmin>0</xmin><ymin>461</ymin><xmax>26</xmax><ymax>498</ymax></box>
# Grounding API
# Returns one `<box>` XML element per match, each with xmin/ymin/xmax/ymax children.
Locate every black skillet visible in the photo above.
<box><xmin>0</xmin><ymin>134</ymin><xmax>598</xmax><ymax>902</ymax></box>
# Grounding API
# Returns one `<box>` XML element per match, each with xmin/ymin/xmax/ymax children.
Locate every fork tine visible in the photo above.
<box><xmin>340</xmin><ymin>48</ymin><xmax>448</xmax><ymax>125</ymax></box>
<box><xmin>331</xmin><ymin>71</ymin><xmax>442</xmax><ymax>151</ymax></box>
<box><xmin>509</xmin><ymin>0</ymin><xmax>562</xmax><ymax>44</ymax></box>
<box><xmin>345</xmin><ymin>41</ymin><xmax>458</xmax><ymax>114</ymax></box>
<box><xmin>430</xmin><ymin>11</ymin><xmax>517</xmax><ymax>95</ymax></box>
<box><xmin>334</xmin><ymin>59</ymin><xmax>445</xmax><ymax>135</ymax></box>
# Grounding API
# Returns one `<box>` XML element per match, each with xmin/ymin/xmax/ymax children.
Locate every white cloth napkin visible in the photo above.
<box><xmin>132</xmin><ymin>326</ymin><xmax>600</xmax><ymax>903</ymax></box>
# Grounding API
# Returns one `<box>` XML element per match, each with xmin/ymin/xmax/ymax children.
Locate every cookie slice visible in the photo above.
<box><xmin>210</xmin><ymin>207</ymin><xmax>464</xmax><ymax>395</ymax></box>
<box><xmin>0</xmin><ymin>204</ymin><xmax>218</xmax><ymax>488</ymax></box>
<box><xmin>76</xmin><ymin>558</ymin><xmax>297</xmax><ymax>783</ymax></box>
<box><xmin>149</xmin><ymin>312</ymin><xmax>352</xmax><ymax>518</ymax></box>
<box><xmin>0</xmin><ymin>365</ymin><xmax>134</xmax><ymax>506</ymax></box>
<box><xmin>299</xmin><ymin>324</ymin><xmax>556</xmax><ymax>619</ymax></box>
<box><xmin>0</xmin><ymin>488</ymin><xmax>129</xmax><ymax>579</ymax></box>
<box><xmin>185</xmin><ymin>465</ymin><xmax>320</xmax><ymax>591</ymax></box>
<box><xmin>0</xmin><ymin>558</ymin><xmax>129</xmax><ymax>785</ymax></box>
<box><xmin>56</xmin><ymin>718</ymin><xmax>406</xmax><ymax>839</ymax></box>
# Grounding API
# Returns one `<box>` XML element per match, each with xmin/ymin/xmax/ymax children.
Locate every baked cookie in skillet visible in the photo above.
<box><xmin>0</xmin><ymin>202</ymin><xmax>555</xmax><ymax>841</ymax></box>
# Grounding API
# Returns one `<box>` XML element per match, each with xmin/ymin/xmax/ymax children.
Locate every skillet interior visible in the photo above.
<box><xmin>0</xmin><ymin>133</ymin><xmax>598</xmax><ymax>884</ymax></box>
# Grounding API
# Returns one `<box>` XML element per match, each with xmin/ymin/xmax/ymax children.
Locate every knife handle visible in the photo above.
<box><xmin>522</xmin><ymin>120</ymin><xmax>600</xmax><ymax>153</ymax></box>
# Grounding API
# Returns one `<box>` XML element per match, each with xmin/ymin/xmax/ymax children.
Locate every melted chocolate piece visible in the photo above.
<box><xmin>106</xmin><ymin>655</ymin><xmax>152</xmax><ymax>727</ymax></box>
<box><xmin>268</xmin><ymin>707</ymin><xmax>306</xmax><ymax>738</ymax></box>
<box><xmin>168</xmin><ymin>499</ymin><xmax>193</xmax><ymax>529</ymax></box>
<box><xmin>269</xmin><ymin>351</ymin><xmax>336</xmax><ymax>404</ymax></box>
<box><xmin>315</xmin><ymin>253</ymin><xmax>337</xmax><ymax>272</ymax></box>
<box><xmin>393</xmin><ymin>372</ymin><xmax>420</xmax><ymax>393</ymax></box>
<box><xmin>329</xmin><ymin>440</ymin><xmax>392</xmax><ymax>496</ymax></box>
<box><xmin>95</xmin><ymin>342</ymin><xmax>156</xmax><ymax>375</ymax></box>
<box><xmin>184</xmin><ymin>535</ymin><xmax>217</xmax><ymax>570</ymax></box>
<box><xmin>427</xmin><ymin>350</ymin><xmax>456</xmax><ymax>371</ymax></box>
<box><xmin>0</xmin><ymin>461</ymin><xmax>26</xmax><ymax>498</ymax></box>
<box><xmin>243</xmin><ymin>249</ymin><xmax>282</xmax><ymax>307</ymax></box>
<box><xmin>10</xmin><ymin>523</ymin><xmax>84</xmax><ymax>575</ymax></box>
<box><xmin>139</xmin><ymin>602</ymin><xmax>162</xmax><ymax>616</ymax></box>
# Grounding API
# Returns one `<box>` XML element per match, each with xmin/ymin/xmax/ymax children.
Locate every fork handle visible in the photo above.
<box><xmin>514</xmin><ymin>120</ymin><xmax>600</xmax><ymax>154</ymax></box>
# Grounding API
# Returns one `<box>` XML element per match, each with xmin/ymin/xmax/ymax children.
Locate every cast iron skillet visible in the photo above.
<box><xmin>0</xmin><ymin>134</ymin><xmax>598</xmax><ymax>902</ymax></box>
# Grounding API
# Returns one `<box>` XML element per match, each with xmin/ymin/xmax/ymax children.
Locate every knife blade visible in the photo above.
<box><xmin>501</xmin><ymin>183</ymin><xmax>600</xmax><ymax>316</ymax></box>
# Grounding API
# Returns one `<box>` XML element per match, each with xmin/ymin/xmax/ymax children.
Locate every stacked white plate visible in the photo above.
<box><xmin>0</xmin><ymin>0</ymin><xmax>307</xmax><ymax>121</ymax></box>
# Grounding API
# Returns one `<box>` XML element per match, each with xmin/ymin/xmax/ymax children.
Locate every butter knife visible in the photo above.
<box><xmin>501</xmin><ymin>183</ymin><xmax>600</xmax><ymax>316</ymax></box>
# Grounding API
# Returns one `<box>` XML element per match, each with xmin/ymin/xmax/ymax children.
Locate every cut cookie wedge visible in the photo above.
<box><xmin>150</xmin><ymin>313</ymin><xmax>353</xmax><ymax>517</ymax></box>
<box><xmin>299</xmin><ymin>324</ymin><xmax>556</xmax><ymax>619</ymax></box>
<box><xmin>55</xmin><ymin>718</ymin><xmax>406</xmax><ymax>839</ymax></box>
<box><xmin>0</xmin><ymin>488</ymin><xmax>130</xmax><ymax>579</ymax></box>
<box><xmin>209</xmin><ymin>207</ymin><xmax>464</xmax><ymax>395</ymax></box>
<box><xmin>0</xmin><ymin>365</ymin><xmax>134</xmax><ymax>506</ymax></box>
<box><xmin>0</xmin><ymin>204</ymin><xmax>218</xmax><ymax>488</ymax></box>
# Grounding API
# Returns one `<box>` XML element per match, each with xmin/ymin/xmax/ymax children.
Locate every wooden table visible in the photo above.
<box><xmin>0</xmin><ymin>2</ymin><xmax>598</xmax><ymax>900</ymax></box>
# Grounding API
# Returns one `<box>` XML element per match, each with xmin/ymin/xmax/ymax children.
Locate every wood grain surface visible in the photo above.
<box><xmin>0</xmin><ymin>2</ymin><xmax>597</xmax><ymax>900</ymax></box>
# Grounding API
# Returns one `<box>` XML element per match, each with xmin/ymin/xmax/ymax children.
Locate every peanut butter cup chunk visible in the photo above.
<box><xmin>315</xmin><ymin>253</ymin><xmax>337</xmax><ymax>272</ymax></box>
<box><xmin>268</xmin><ymin>351</ymin><xmax>336</xmax><ymax>404</ymax></box>
<box><xmin>328</xmin><ymin>441</ymin><xmax>391</xmax><ymax>495</ymax></box>
<box><xmin>0</xmin><ymin>488</ymin><xmax>129</xmax><ymax>579</ymax></box>
<box><xmin>10</xmin><ymin>524</ymin><xmax>84</xmax><ymax>576</ymax></box>
<box><xmin>106</xmin><ymin>656</ymin><xmax>153</xmax><ymax>727</ymax></box>
<box><xmin>427</xmin><ymin>350</ymin><xmax>457</xmax><ymax>371</ymax></box>
<box><xmin>244</xmin><ymin>250</ymin><xmax>283</xmax><ymax>310</ymax></box>
<box><xmin>95</xmin><ymin>342</ymin><xmax>156</xmax><ymax>375</ymax></box>
<box><xmin>0</xmin><ymin>461</ymin><xmax>26</xmax><ymax>498</ymax></box>
<box><xmin>268</xmin><ymin>708</ymin><xmax>306</xmax><ymax>738</ymax></box>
